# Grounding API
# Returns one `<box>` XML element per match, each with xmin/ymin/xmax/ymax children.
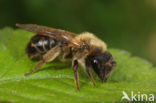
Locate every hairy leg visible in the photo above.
<box><xmin>85</xmin><ymin>59</ymin><xmax>96</xmax><ymax>87</ymax></box>
<box><xmin>25</xmin><ymin>45</ymin><xmax>61</xmax><ymax>76</ymax></box>
<box><xmin>72</xmin><ymin>60</ymin><xmax>79</xmax><ymax>90</ymax></box>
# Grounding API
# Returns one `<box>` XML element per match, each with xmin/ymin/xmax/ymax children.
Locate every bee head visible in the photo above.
<box><xmin>90</xmin><ymin>52</ymin><xmax>116</xmax><ymax>82</ymax></box>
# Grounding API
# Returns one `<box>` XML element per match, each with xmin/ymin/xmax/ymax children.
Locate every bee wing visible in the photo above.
<box><xmin>16</xmin><ymin>24</ymin><xmax>82</xmax><ymax>48</ymax></box>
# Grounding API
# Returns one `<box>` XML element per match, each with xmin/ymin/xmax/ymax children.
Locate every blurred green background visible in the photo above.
<box><xmin>0</xmin><ymin>0</ymin><xmax>156</xmax><ymax>64</ymax></box>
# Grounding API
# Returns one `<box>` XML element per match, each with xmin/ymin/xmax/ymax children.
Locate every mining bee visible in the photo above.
<box><xmin>16</xmin><ymin>24</ymin><xmax>116</xmax><ymax>90</ymax></box>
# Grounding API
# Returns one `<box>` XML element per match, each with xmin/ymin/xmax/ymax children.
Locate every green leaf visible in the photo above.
<box><xmin>0</xmin><ymin>28</ymin><xmax>156</xmax><ymax>103</ymax></box>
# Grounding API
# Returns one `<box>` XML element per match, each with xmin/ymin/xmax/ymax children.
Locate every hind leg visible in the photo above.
<box><xmin>25</xmin><ymin>45</ymin><xmax>61</xmax><ymax>76</ymax></box>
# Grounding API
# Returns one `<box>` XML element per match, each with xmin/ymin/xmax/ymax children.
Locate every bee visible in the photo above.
<box><xmin>16</xmin><ymin>24</ymin><xmax>116</xmax><ymax>90</ymax></box>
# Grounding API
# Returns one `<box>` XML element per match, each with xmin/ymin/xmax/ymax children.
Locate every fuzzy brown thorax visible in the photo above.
<box><xmin>72</xmin><ymin>32</ymin><xmax>107</xmax><ymax>60</ymax></box>
<box><xmin>75</xmin><ymin>32</ymin><xmax>107</xmax><ymax>52</ymax></box>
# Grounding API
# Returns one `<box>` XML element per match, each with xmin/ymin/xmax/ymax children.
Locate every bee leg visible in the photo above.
<box><xmin>24</xmin><ymin>60</ymin><xmax>45</xmax><ymax>76</ymax></box>
<box><xmin>85</xmin><ymin>60</ymin><xmax>96</xmax><ymax>87</ymax></box>
<box><xmin>72</xmin><ymin>60</ymin><xmax>80</xmax><ymax>90</ymax></box>
<box><xmin>25</xmin><ymin>45</ymin><xmax>61</xmax><ymax>76</ymax></box>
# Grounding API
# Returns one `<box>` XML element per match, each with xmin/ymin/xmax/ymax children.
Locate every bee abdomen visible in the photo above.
<box><xmin>26</xmin><ymin>35</ymin><xmax>60</xmax><ymax>59</ymax></box>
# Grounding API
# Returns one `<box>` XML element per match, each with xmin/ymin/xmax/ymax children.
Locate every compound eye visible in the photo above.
<box><xmin>93</xmin><ymin>59</ymin><xmax>98</xmax><ymax>64</ymax></box>
<box><xmin>92</xmin><ymin>59</ymin><xmax>100</xmax><ymax>70</ymax></box>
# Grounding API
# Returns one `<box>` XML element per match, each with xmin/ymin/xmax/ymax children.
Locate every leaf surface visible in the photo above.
<box><xmin>0</xmin><ymin>28</ymin><xmax>155</xmax><ymax>103</ymax></box>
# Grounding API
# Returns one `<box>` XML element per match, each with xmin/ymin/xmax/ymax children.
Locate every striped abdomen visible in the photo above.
<box><xmin>26</xmin><ymin>35</ymin><xmax>61</xmax><ymax>59</ymax></box>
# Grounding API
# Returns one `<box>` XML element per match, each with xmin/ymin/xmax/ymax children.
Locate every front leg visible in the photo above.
<box><xmin>25</xmin><ymin>45</ymin><xmax>61</xmax><ymax>76</ymax></box>
<box><xmin>72</xmin><ymin>60</ymin><xmax>80</xmax><ymax>90</ymax></box>
<box><xmin>85</xmin><ymin>59</ymin><xmax>96</xmax><ymax>87</ymax></box>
